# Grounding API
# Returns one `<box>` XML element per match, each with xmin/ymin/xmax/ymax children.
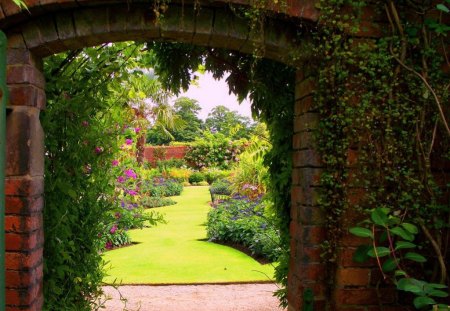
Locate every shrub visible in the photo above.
<box><xmin>209</xmin><ymin>179</ymin><xmax>232</xmax><ymax>195</ymax></box>
<box><xmin>141</xmin><ymin>177</ymin><xmax>183</xmax><ymax>197</ymax></box>
<box><xmin>167</xmin><ymin>167</ymin><xmax>192</xmax><ymax>182</ymax></box>
<box><xmin>203</xmin><ymin>168</ymin><xmax>231</xmax><ymax>184</ymax></box>
<box><xmin>141</xmin><ymin>196</ymin><xmax>177</xmax><ymax>208</ymax></box>
<box><xmin>184</xmin><ymin>132</ymin><xmax>244</xmax><ymax>169</ymax></box>
<box><xmin>189</xmin><ymin>171</ymin><xmax>205</xmax><ymax>184</ymax></box>
<box><xmin>156</xmin><ymin>158</ymin><xmax>187</xmax><ymax>170</ymax></box>
<box><xmin>206</xmin><ymin>197</ymin><xmax>281</xmax><ymax>262</ymax></box>
<box><xmin>101</xmin><ymin>227</ymin><xmax>131</xmax><ymax>250</ymax></box>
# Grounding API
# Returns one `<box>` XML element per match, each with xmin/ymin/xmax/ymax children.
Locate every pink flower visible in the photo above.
<box><xmin>110</xmin><ymin>224</ymin><xmax>118</xmax><ymax>234</ymax></box>
<box><xmin>124</xmin><ymin>169</ymin><xmax>137</xmax><ymax>179</ymax></box>
<box><xmin>105</xmin><ymin>241</ymin><xmax>113</xmax><ymax>249</ymax></box>
<box><xmin>112</xmin><ymin>160</ymin><xmax>119</xmax><ymax>167</ymax></box>
<box><xmin>117</xmin><ymin>176</ymin><xmax>125</xmax><ymax>183</ymax></box>
<box><xmin>125</xmin><ymin>138</ymin><xmax>133</xmax><ymax>145</ymax></box>
<box><xmin>127</xmin><ymin>190</ymin><xmax>138</xmax><ymax>196</ymax></box>
<box><xmin>82</xmin><ymin>121</ymin><xmax>89</xmax><ymax>127</ymax></box>
<box><xmin>135</xmin><ymin>127</ymin><xmax>141</xmax><ymax>133</ymax></box>
<box><xmin>94</xmin><ymin>146</ymin><xmax>103</xmax><ymax>154</ymax></box>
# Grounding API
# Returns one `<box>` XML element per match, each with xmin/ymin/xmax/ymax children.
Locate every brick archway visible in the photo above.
<box><xmin>1</xmin><ymin>1</ymin><xmax>385</xmax><ymax>310</ymax></box>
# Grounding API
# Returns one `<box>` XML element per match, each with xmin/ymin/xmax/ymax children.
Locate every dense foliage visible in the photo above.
<box><xmin>207</xmin><ymin>196</ymin><xmax>282</xmax><ymax>262</ymax></box>
<box><xmin>184</xmin><ymin>131</ymin><xmax>245</xmax><ymax>169</ymax></box>
<box><xmin>313</xmin><ymin>0</ymin><xmax>450</xmax><ymax>308</ymax></box>
<box><xmin>42</xmin><ymin>43</ymin><xmax>168</xmax><ymax>310</ymax></box>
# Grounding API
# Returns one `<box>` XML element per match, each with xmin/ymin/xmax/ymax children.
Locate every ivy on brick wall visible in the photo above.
<box><xmin>313</xmin><ymin>0</ymin><xmax>449</xmax><ymax>308</ymax></box>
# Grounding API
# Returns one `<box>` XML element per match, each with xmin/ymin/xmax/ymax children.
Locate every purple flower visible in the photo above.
<box><xmin>110</xmin><ymin>224</ymin><xmax>118</xmax><ymax>234</ymax></box>
<box><xmin>125</xmin><ymin>138</ymin><xmax>133</xmax><ymax>145</ymax></box>
<box><xmin>120</xmin><ymin>201</ymin><xmax>125</xmax><ymax>207</ymax></box>
<box><xmin>124</xmin><ymin>169</ymin><xmax>137</xmax><ymax>179</ymax></box>
<box><xmin>105</xmin><ymin>241</ymin><xmax>113</xmax><ymax>249</ymax></box>
<box><xmin>94</xmin><ymin>146</ymin><xmax>103</xmax><ymax>154</ymax></box>
<box><xmin>117</xmin><ymin>176</ymin><xmax>125</xmax><ymax>183</ymax></box>
<box><xmin>112</xmin><ymin>160</ymin><xmax>119</xmax><ymax>167</ymax></box>
<box><xmin>127</xmin><ymin>190</ymin><xmax>138</xmax><ymax>196</ymax></box>
<box><xmin>135</xmin><ymin>127</ymin><xmax>141</xmax><ymax>134</ymax></box>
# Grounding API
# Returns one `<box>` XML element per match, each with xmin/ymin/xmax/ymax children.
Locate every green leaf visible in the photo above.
<box><xmin>349</xmin><ymin>227</ymin><xmax>373</xmax><ymax>239</ymax></box>
<box><xmin>395</xmin><ymin>241</ymin><xmax>416</xmax><ymax>250</ymax></box>
<box><xmin>437</xmin><ymin>3</ymin><xmax>450</xmax><ymax>13</ymax></box>
<box><xmin>371</xmin><ymin>208</ymin><xmax>388</xmax><ymax>226</ymax></box>
<box><xmin>353</xmin><ymin>245</ymin><xmax>371</xmax><ymax>263</ymax></box>
<box><xmin>402</xmin><ymin>222</ymin><xmax>418</xmax><ymax>234</ymax></box>
<box><xmin>390</xmin><ymin>227</ymin><xmax>414</xmax><ymax>241</ymax></box>
<box><xmin>367</xmin><ymin>246</ymin><xmax>390</xmax><ymax>257</ymax></box>
<box><xmin>428</xmin><ymin>289</ymin><xmax>449</xmax><ymax>298</ymax></box>
<box><xmin>404</xmin><ymin>252</ymin><xmax>427</xmax><ymax>263</ymax></box>
<box><xmin>397</xmin><ymin>278</ymin><xmax>423</xmax><ymax>294</ymax></box>
<box><xmin>427</xmin><ymin>283</ymin><xmax>448</xmax><ymax>289</ymax></box>
<box><xmin>382</xmin><ymin>257</ymin><xmax>397</xmax><ymax>272</ymax></box>
<box><xmin>413</xmin><ymin>296</ymin><xmax>436</xmax><ymax>309</ymax></box>
<box><xmin>395</xmin><ymin>270</ymin><xmax>407</xmax><ymax>277</ymax></box>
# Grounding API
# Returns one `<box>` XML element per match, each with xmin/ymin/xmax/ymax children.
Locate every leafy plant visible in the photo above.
<box><xmin>188</xmin><ymin>171</ymin><xmax>205</xmax><ymax>184</ymax></box>
<box><xmin>350</xmin><ymin>208</ymin><xmax>448</xmax><ymax>309</ymax></box>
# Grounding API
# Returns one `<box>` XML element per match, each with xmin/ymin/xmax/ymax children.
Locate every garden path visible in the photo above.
<box><xmin>102</xmin><ymin>283</ymin><xmax>283</xmax><ymax>311</ymax></box>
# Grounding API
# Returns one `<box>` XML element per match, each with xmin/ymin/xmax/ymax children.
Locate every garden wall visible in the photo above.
<box><xmin>144</xmin><ymin>146</ymin><xmax>188</xmax><ymax>165</ymax></box>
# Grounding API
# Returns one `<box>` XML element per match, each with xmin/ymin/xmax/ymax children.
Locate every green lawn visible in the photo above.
<box><xmin>102</xmin><ymin>186</ymin><xmax>275</xmax><ymax>284</ymax></box>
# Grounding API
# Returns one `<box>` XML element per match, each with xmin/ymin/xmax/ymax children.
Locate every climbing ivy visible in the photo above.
<box><xmin>314</xmin><ymin>0</ymin><xmax>449</xmax><ymax>308</ymax></box>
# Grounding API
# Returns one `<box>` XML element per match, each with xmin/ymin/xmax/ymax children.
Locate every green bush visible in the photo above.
<box><xmin>142</xmin><ymin>177</ymin><xmax>183</xmax><ymax>197</ymax></box>
<box><xmin>206</xmin><ymin>197</ymin><xmax>281</xmax><ymax>262</ymax></box>
<box><xmin>141</xmin><ymin>196</ymin><xmax>177</xmax><ymax>208</ymax></box>
<box><xmin>156</xmin><ymin>158</ymin><xmax>187</xmax><ymax>170</ymax></box>
<box><xmin>188</xmin><ymin>171</ymin><xmax>205</xmax><ymax>184</ymax></box>
<box><xmin>203</xmin><ymin>168</ymin><xmax>231</xmax><ymax>184</ymax></box>
<box><xmin>209</xmin><ymin>179</ymin><xmax>232</xmax><ymax>195</ymax></box>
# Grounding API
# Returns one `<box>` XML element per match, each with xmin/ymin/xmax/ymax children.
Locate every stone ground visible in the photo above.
<box><xmin>102</xmin><ymin>283</ymin><xmax>285</xmax><ymax>311</ymax></box>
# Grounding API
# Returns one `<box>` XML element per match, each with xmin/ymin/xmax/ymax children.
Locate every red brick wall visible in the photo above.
<box><xmin>144</xmin><ymin>146</ymin><xmax>188</xmax><ymax>165</ymax></box>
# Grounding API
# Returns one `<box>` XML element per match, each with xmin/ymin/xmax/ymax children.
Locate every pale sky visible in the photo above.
<box><xmin>172</xmin><ymin>72</ymin><xmax>253</xmax><ymax>121</ymax></box>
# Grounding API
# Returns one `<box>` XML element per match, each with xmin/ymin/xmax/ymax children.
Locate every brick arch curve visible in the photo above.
<box><xmin>2</xmin><ymin>1</ymin><xmax>387</xmax><ymax>311</ymax></box>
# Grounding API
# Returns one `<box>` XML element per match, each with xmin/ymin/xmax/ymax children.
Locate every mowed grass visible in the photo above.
<box><xmin>102</xmin><ymin>186</ymin><xmax>275</xmax><ymax>284</ymax></box>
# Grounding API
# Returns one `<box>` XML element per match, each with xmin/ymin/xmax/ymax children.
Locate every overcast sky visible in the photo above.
<box><xmin>171</xmin><ymin>72</ymin><xmax>253</xmax><ymax>121</ymax></box>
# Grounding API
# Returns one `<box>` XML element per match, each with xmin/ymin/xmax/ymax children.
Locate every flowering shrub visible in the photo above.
<box><xmin>184</xmin><ymin>132</ymin><xmax>244</xmax><ymax>169</ymax></box>
<box><xmin>141</xmin><ymin>196</ymin><xmax>177</xmax><ymax>208</ymax></box>
<box><xmin>166</xmin><ymin>167</ymin><xmax>193</xmax><ymax>182</ymax></box>
<box><xmin>206</xmin><ymin>196</ymin><xmax>281</xmax><ymax>262</ymax></box>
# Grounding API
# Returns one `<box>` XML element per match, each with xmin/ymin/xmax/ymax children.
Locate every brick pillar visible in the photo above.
<box><xmin>4</xmin><ymin>33</ymin><xmax>45</xmax><ymax>311</ymax></box>
<box><xmin>288</xmin><ymin>70</ymin><xmax>327</xmax><ymax>310</ymax></box>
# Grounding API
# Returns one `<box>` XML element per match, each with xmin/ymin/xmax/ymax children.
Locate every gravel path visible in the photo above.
<box><xmin>102</xmin><ymin>283</ymin><xmax>285</xmax><ymax>311</ymax></box>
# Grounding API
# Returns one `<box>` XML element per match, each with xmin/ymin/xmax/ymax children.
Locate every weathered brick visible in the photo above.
<box><xmin>293</xmin><ymin>131</ymin><xmax>316</xmax><ymax>150</ymax></box>
<box><xmin>160</xmin><ymin>5</ymin><xmax>195</xmax><ymax>43</ymax></box>
<box><xmin>298</xmin><ymin>205</ymin><xmax>325</xmax><ymax>225</ymax></box>
<box><xmin>8</xmin><ymin>85</ymin><xmax>45</xmax><ymax>109</ymax></box>
<box><xmin>294</xmin><ymin>112</ymin><xmax>319</xmax><ymax>133</ymax></box>
<box><xmin>5</xmin><ymin>262</ymin><xmax>43</xmax><ymax>288</ymax></box>
<box><xmin>5</xmin><ymin>176</ymin><xmax>44</xmax><ymax>197</ymax></box>
<box><xmin>295</xmin><ymin>96</ymin><xmax>317</xmax><ymax>116</ymax></box>
<box><xmin>192</xmin><ymin>8</ymin><xmax>213</xmax><ymax>46</ymax></box>
<box><xmin>335</xmin><ymin>288</ymin><xmax>396</xmax><ymax>305</ymax></box>
<box><xmin>7</xmin><ymin>65</ymin><xmax>45</xmax><ymax>88</ymax></box>
<box><xmin>336</xmin><ymin>268</ymin><xmax>371</xmax><ymax>287</ymax></box>
<box><xmin>5</xmin><ymin>196</ymin><xmax>44</xmax><ymax>215</ymax></box>
<box><xmin>6</xmin><ymin>107</ymin><xmax>45</xmax><ymax>176</ymax></box>
<box><xmin>5</xmin><ymin>248</ymin><xmax>43</xmax><ymax>270</ymax></box>
<box><xmin>5</xmin><ymin>214</ymin><xmax>43</xmax><ymax>233</ymax></box>
<box><xmin>5</xmin><ymin>230</ymin><xmax>43</xmax><ymax>252</ymax></box>
<box><xmin>295</xmin><ymin>78</ymin><xmax>316</xmax><ymax>100</ymax></box>
<box><xmin>293</xmin><ymin>149</ymin><xmax>322</xmax><ymax>168</ymax></box>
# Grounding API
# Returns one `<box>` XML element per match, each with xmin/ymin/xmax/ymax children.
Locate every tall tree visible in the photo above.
<box><xmin>204</xmin><ymin>105</ymin><xmax>254</xmax><ymax>139</ymax></box>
